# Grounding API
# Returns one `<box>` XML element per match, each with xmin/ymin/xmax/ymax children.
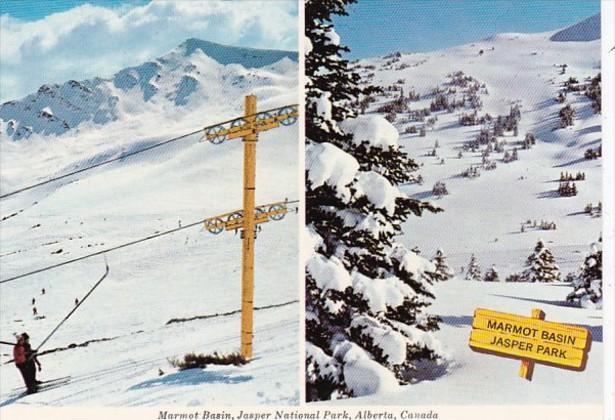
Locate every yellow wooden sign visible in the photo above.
<box><xmin>469</xmin><ymin>308</ymin><xmax>592</xmax><ymax>379</ymax></box>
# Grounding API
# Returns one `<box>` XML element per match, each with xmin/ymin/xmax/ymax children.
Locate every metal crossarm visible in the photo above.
<box><xmin>203</xmin><ymin>201</ymin><xmax>292</xmax><ymax>232</ymax></box>
<box><xmin>202</xmin><ymin>105</ymin><xmax>298</xmax><ymax>144</ymax></box>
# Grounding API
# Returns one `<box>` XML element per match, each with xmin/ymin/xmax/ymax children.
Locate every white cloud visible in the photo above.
<box><xmin>0</xmin><ymin>0</ymin><xmax>298</xmax><ymax>101</ymax></box>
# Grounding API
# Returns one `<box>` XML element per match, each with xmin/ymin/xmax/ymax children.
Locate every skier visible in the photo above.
<box><xmin>13</xmin><ymin>333</ymin><xmax>42</xmax><ymax>394</ymax></box>
<box><xmin>32</xmin><ymin>298</ymin><xmax>35</xmax><ymax>305</ymax></box>
<box><xmin>41</xmin><ymin>288</ymin><xmax>45</xmax><ymax>295</ymax></box>
<box><xmin>74</xmin><ymin>298</ymin><xmax>79</xmax><ymax>306</ymax></box>
<box><xmin>33</xmin><ymin>307</ymin><xmax>38</xmax><ymax>316</ymax></box>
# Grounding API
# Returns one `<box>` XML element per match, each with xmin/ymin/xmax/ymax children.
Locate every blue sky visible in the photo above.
<box><xmin>333</xmin><ymin>0</ymin><xmax>600</xmax><ymax>59</ymax></box>
<box><xmin>0</xmin><ymin>1</ymin><xmax>298</xmax><ymax>101</ymax></box>
<box><xmin>0</xmin><ymin>0</ymin><xmax>149</xmax><ymax>20</ymax></box>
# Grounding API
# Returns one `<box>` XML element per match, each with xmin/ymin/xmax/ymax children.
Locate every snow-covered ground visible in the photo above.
<box><xmin>326</xmin><ymin>15</ymin><xmax>603</xmax><ymax>404</ymax></box>
<box><xmin>324</xmin><ymin>278</ymin><xmax>603</xmax><ymax>405</ymax></box>
<box><xmin>1</xmin><ymin>303</ymin><xmax>299</xmax><ymax>406</ymax></box>
<box><xmin>0</xmin><ymin>39</ymin><xmax>299</xmax><ymax>406</ymax></box>
<box><xmin>354</xmin><ymin>21</ymin><xmax>602</xmax><ymax>260</ymax></box>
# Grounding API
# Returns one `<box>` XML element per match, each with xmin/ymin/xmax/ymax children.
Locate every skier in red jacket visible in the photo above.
<box><xmin>13</xmin><ymin>333</ymin><xmax>41</xmax><ymax>394</ymax></box>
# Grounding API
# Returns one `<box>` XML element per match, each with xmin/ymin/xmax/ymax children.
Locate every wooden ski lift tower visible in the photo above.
<box><xmin>203</xmin><ymin>95</ymin><xmax>298</xmax><ymax>360</ymax></box>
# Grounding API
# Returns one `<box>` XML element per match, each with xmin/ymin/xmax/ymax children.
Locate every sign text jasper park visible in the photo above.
<box><xmin>469</xmin><ymin>308</ymin><xmax>592</xmax><ymax>380</ymax></box>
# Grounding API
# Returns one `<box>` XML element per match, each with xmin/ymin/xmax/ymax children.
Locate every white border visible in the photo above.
<box><xmin>297</xmin><ymin>0</ymin><xmax>307</xmax><ymax>406</ymax></box>
<box><xmin>0</xmin><ymin>405</ymin><xmax>604</xmax><ymax>420</ymax></box>
<box><xmin>0</xmin><ymin>2</ymin><xmax>612</xmax><ymax>419</ymax></box>
<box><xmin>601</xmin><ymin>1</ymin><xmax>614</xmax><ymax>419</ymax></box>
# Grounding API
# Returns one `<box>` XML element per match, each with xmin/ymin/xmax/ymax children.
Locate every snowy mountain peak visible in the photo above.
<box><xmin>0</xmin><ymin>39</ymin><xmax>298</xmax><ymax>141</ymax></box>
<box><xmin>177</xmin><ymin>38</ymin><xmax>297</xmax><ymax>67</ymax></box>
<box><xmin>550</xmin><ymin>13</ymin><xmax>600</xmax><ymax>42</ymax></box>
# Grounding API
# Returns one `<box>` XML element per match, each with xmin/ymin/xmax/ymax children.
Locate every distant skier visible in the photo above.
<box><xmin>74</xmin><ymin>298</ymin><xmax>79</xmax><ymax>306</ymax></box>
<box><xmin>41</xmin><ymin>288</ymin><xmax>45</xmax><ymax>295</ymax></box>
<box><xmin>33</xmin><ymin>307</ymin><xmax>38</xmax><ymax>316</ymax></box>
<box><xmin>13</xmin><ymin>333</ymin><xmax>42</xmax><ymax>394</ymax></box>
<box><xmin>32</xmin><ymin>298</ymin><xmax>35</xmax><ymax>305</ymax></box>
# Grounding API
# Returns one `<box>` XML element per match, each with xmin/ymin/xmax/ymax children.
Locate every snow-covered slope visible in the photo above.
<box><xmin>0</xmin><ymin>39</ymin><xmax>297</xmax><ymax>141</ymax></box>
<box><xmin>334</xmin><ymin>15</ymin><xmax>602</xmax><ymax>404</ymax></box>
<box><xmin>323</xmin><ymin>277</ymin><xmax>603</xmax><ymax>405</ymax></box>
<box><xmin>0</xmin><ymin>38</ymin><xmax>299</xmax><ymax>406</ymax></box>
<box><xmin>354</xmin><ymin>15</ymin><xmax>601</xmax><ymax>264</ymax></box>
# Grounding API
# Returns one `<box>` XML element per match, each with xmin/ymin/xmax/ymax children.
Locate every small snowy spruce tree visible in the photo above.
<box><xmin>505</xmin><ymin>272</ymin><xmax>523</xmax><ymax>283</ymax></box>
<box><xmin>432</xmin><ymin>248</ymin><xmax>454</xmax><ymax>280</ymax></box>
<box><xmin>483</xmin><ymin>265</ymin><xmax>499</xmax><ymax>282</ymax></box>
<box><xmin>465</xmin><ymin>254</ymin><xmax>481</xmax><ymax>281</ymax></box>
<box><xmin>522</xmin><ymin>239</ymin><xmax>560</xmax><ymax>282</ymax></box>
<box><xmin>566</xmin><ymin>240</ymin><xmax>602</xmax><ymax>308</ymax></box>
<box><xmin>305</xmin><ymin>0</ymin><xmax>445</xmax><ymax>401</ymax></box>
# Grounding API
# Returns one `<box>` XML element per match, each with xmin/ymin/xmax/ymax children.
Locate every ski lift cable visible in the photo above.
<box><xmin>3</xmin><ymin>299</ymin><xmax>298</xmax><ymax>365</ymax></box>
<box><xmin>0</xmin><ymin>219</ymin><xmax>204</xmax><ymax>284</ymax></box>
<box><xmin>0</xmin><ymin>200</ymin><xmax>299</xmax><ymax>285</ymax></box>
<box><xmin>0</xmin><ymin>129</ymin><xmax>200</xmax><ymax>200</ymax></box>
<box><xmin>0</xmin><ymin>104</ymin><xmax>299</xmax><ymax>200</ymax></box>
<box><xmin>31</xmin><ymin>255</ymin><xmax>109</xmax><ymax>358</ymax></box>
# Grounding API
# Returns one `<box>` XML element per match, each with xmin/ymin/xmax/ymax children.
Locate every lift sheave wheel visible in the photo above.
<box><xmin>256</xmin><ymin>111</ymin><xmax>274</xmax><ymax>124</ymax></box>
<box><xmin>231</xmin><ymin>118</ymin><xmax>245</xmax><ymax>128</ymax></box>
<box><xmin>206</xmin><ymin>126</ymin><xmax>228</xmax><ymax>145</ymax></box>
<box><xmin>206</xmin><ymin>218</ymin><xmax>225</xmax><ymax>234</ymax></box>
<box><xmin>278</xmin><ymin>106</ymin><xmax>298</xmax><ymax>126</ymax></box>
<box><xmin>227</xmin><ymin>211</ymin><xmax>243</xmax><ymax>222</ymax></box>
<box><xmin>268</xmin><ymin>203</ymin><xmax>286</xmax><ymax>221</ymax></box>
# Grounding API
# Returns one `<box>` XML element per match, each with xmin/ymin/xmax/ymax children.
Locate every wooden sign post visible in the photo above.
<box><xmin>469</xmin><ymin>307</ymin><xmax>592</xmax><ymax>380</ymax></box>
<box><xmin>518</xmin><ymin>308</ymin><xmax>545</xmax><ymax>380</ymax></box>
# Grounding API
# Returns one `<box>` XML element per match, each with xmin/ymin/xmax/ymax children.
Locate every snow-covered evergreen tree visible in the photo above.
<box><xmin>505</xmin><ymin>272</ymin><xmax>523</xmax><ymax>282</ymax></box>
<box><xmin>305</xmin><ymin>0</ymin><xmax>445</xmax><ymax>401</ymax></box>
<box><xmin>522</xmin><ymin>239</ymin><xmax>560</xmax><ymax>282</ymax></box>
<box><xmin>567</xmin><ymin>240</ymin><xmax>602</xmax><ymax>308</ymax></box>
<box><xmin>465</xmin><ymin>254</ymin><xmax>481</xmax><ymax>281</ymax></box>
<box><xmin>432</xmin><ymin>248</ymin><xmax>454</xmax><ymax>280</ymax></box>
<box><xmin>483</xmin><ymin>265</ymin><xmax>499</xmax><ymax>282</ymax></box>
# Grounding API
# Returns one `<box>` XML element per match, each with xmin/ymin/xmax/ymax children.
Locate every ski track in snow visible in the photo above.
<box><xmin>1</xmin><ymin>304</ymin><xmax>299</xmax><ymax>406</ymax></box>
